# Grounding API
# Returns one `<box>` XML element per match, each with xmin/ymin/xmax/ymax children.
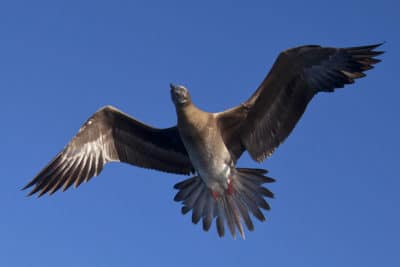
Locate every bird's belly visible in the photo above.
<box><xmin>192</xmin><ymin>149</ymin><xmax>230</xmax><ymax>186</ymax></box>
<box><xmin>182</xmin><ymin>134</ymin><xmax>232</xmax><ymax>191</ymax></box>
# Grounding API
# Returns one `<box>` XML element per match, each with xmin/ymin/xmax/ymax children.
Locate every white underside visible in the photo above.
<box><xmin>183</xmin><ymin>132</ymin><xmax>233</xmax><ymax>192</ymax></box>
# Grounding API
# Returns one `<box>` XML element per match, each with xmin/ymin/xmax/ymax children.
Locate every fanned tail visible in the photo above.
<box><xmin>173</xmin><ymin>168</ymin><xmax>275</xmax><ymax>239</ymax></box>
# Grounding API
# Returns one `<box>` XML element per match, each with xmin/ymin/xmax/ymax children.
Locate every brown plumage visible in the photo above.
<box><xmin>23</xmin><ymin>107</ymin><xmax>194</xmax><ymax>197</ymax></box>
<box><xmin>23</xmin><ymin>43</ymin><xmax>383</xmax><ymax>238</ymax></box>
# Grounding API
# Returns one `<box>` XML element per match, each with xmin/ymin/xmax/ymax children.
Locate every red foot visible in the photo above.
<box><xmin>211</xmin><ymin>178</ymin><xmax>235</xmax><ymax>200</ymax></box>
<box><xmin>227</xmin><ymin>178</ymin><xmax>234</xmax><ymax>195</ymax></box>
<box><xmin>212</xmin><ymin>191</ymin><xmax>220</xmax><ymax>200</ymax></box>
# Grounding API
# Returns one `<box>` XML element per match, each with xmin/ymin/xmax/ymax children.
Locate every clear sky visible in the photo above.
<box><xmin>1</xmin><ymin>0</ymin><xmax>398</xmax><ymax>266</ymax></box>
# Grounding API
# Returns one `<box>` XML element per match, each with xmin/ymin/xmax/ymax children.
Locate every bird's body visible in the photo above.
<box><xmin>23</xmin><ymin>43</ymin><xmax>383</xmax><ymax>239</ymax></box>
<box><xmin>176</xmin><ymin>104</ymin><xmax>232</xmax><ymax>193</ymax></box>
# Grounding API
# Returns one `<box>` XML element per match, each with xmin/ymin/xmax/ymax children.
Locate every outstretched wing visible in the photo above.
<box><xmin>217</xmin><ymin>44</ymin><xmax>383</xmax><ymax>162</ymax></box>
<box><xmin>23</xmin><ymin>105</ymin><xmax>193</xmax><ymax>196</ymax></box>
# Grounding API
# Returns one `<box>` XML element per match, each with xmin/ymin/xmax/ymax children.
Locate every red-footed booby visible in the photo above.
<box><xmin>23</xmin><ymin>44</ymin><xmax>383</xmax><ymax>239</ymax></box>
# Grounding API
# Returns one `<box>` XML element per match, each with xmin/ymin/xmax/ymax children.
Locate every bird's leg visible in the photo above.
<box><xmin>211</xmin><ymin>176</ymin><xmax>235</xmax><ymax>200</ymax></box>
<box><xmin>211</xmin><ymin>190</ymin><xmax>220</xmax><ymax>200</ymax></box>
<box><xmin>227</xmin><ymin>177</ymin><xmax>234</xmax><ymax>195</ymax></box>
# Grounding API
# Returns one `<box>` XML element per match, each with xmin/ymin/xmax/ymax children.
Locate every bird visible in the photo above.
<box><xmin>23</xmin><ymin>43</ymin><xmax>383</xmax><ymax>239</ymax></box>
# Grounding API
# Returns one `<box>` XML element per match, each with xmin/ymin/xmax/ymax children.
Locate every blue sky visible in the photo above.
<box><xmin>1</xmin><ymin>0</ymin><xmax>398</xmax><ymax>266</ymax></box>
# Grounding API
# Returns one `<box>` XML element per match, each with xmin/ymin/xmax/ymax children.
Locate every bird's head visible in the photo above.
<box><xmin>170</xmin><ymin>83</ymin><xmax>191</xmax><ymax>107</ymax></box>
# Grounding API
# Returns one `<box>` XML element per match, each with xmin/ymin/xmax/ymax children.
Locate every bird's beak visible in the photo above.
<box><xmin>170</xmin><ymin>83</ymin><xmax>176</xmax><ymax>91</ymax></box>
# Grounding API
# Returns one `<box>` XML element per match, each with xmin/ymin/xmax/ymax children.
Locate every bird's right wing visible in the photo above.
<box><xmin>23</xmin><ymin>105</ymin><xmax>193</xmax><ymax>196</ymax></box>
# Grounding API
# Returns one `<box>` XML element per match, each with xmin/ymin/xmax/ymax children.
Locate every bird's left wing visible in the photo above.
<box><xmin>23</xmin><ymin>105</ymin><xmax>193</xmax><ymax>196</ymax></box>
<box><xmin>217</xmin><ymin>44</ymin><xmax>383</xmax><ymax>162</ymax></box>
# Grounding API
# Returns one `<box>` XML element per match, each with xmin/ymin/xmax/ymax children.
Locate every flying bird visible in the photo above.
<box><xmin>23</xmin><ymin>43</ymin><xmax>383</xmax><ymax>239</ymax></box>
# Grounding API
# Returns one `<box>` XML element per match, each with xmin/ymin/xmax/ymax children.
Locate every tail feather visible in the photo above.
<box><xmin>202</xmin><ymin>196</ymin><xmax>214</xmax><ymax>231</ymax></box>
<box><xmin>216</xmin><ymin>214</ymin><xmax>225</xmax><ymax>237</ymax></box>
<box><xmin>173</xmin><ymin>168</ymin><xmax>275</xmax><ymax>239</ymax></box>
<box><xmin>174</xmin><ymin>176</ymin><xmax>197</xmax><ymax>190</ymax></box>
<box><xmin>227</xmin><ymin>195</ymin><xmax>244</xmax><ymax>238</ymax></box>
<box><xmin>181</xmin><ymin>206</ymin><xmax>191</xmax><ymax>214</ymax></box>
<box><xmin>222</xmin><ymin>196</ymin><xmax>236</xmax><ymax>238</ymax></box>
<box><xmin>191</xmin><ymin>187</ymin><xmax>207</xmax><ymax>224</ymax></box>
<box><xmin>238</xmin><ymin>169</ymin><xmax>275</xmax><ymax>184</ymax></box>
<box><xmin>237</xmin><ymin>188</ymin><xmax>266</xmax><ymax>221</ymax></box>
<box><xmin>235</xmin><ymin>196</ymin><xmax>254</xmax><ymax>231</ymax></box>
<box><xmin>174</xmin><ymin>177</ymin><xmax>201</xmax><ymax>202</ymax></box>
<box><xmin>183</xmin><ymin>182</ymin><xmax>203</xmax><ymax>208</ymax></box>
<box><xmin>236</xmin><ymin>177</ymin><xmax>272</xmax><ymax>211</ymax></box>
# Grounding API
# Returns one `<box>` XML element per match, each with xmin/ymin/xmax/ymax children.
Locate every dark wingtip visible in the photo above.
<box><xmin>21</xmin><ymin>184</ymin><xmax>30</xmax><ymax>191</ymax></box>
<box><xmin>21</xmin><ymin>179</ymin><xmax>37</xmax><ymax>196</ymax></box>
<box><xmin>345</xmin><ymin>43</ymin><xmax>385</xmax><ymax>58</ymax></box>
<box><xmin>26</xmin><ymin>187</ymin><xmax>40</xmax><ymax>197</ymax></box>
<box><xmin>264</xmin><ymin>176</ymin><xmax>276</xmax><ymax>183</ymax></box>
<box><xmin>21</xmin><ymin>179</ymin><xmax>36</xmax><ymax>191</ymax></box>
<box><xmin>374</xmin><ymin>41</ymin><xmax>386</xmax><ymax>48</ymax></box>
<box><xmin>48</xmin><ymin>190</ymin><xmax>57</xmax><ymax>196</ymax></box>
<box><xmin>25</xmin><ymin>190</ymin><xmax>37</xmax><ymax>198</ymax></box>
<box><xmin>347</xmin><ymin>42</ymin><xmax>385</xmax><ymax>50</ymax></box>
<box><xmin>24</xmin><ymin>190</ymin><xmax>34</xmax><ymax>198</ymax></box>
<box><xmin>368</xmin><ymin>42</ymin><xmax>385</xmax><ymax>49</ymax></box>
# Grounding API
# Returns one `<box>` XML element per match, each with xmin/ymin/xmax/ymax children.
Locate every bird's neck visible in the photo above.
<box><xmin>176</xmin><ymin>102</ymin><xmax>209</xmax><ymax>129</ymax></box>
<box><xmin>176</xmin><ymin>101</ymin><xmax>194</xmax><ymax>117</ymax></box>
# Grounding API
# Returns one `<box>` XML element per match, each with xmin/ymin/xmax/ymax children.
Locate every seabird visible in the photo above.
<box><xmin>23</xmin><ymin>44</ymin><xmax>383</xmax><ymax>239</ymax></box>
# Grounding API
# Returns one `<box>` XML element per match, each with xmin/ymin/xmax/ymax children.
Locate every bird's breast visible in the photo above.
<box><xmin>178</xmin><ymin>113</ymin><xmax>233</xmax><ymax>191</ymax></box>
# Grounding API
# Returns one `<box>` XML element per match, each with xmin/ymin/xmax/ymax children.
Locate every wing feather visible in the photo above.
<box><xmin>24</xmin><ymin>105</ymin><xmax>193</xmax><ymax>196</ymax></box>
<box><xmin>217</xmin><ymin>43</ymin><xmax>383</xmax><ymax>162</ymax></box>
